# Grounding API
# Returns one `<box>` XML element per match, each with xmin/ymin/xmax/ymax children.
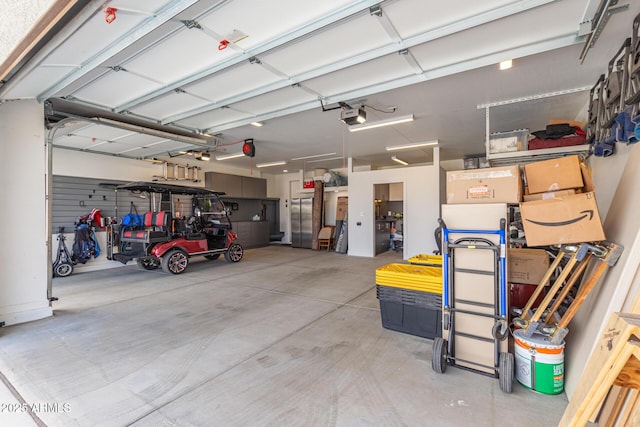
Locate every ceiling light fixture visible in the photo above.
<box><xmin>391</xmin><ymin>156</ymin><xmax>408</xmax><ymax>166</ymax></box>
<box><xmin>306</xmin><ymin>156</ymin><xmax>344</xmax><ymax>164</ymax></box>
<box><xmin>256</xmin><ymin>160</ymin><xmax>287</xmax><ymax>168</ymax></box>
<box><xmin>199</xmin><ymin>152</ymin><xmax>210</xmax><ymax>161</ymax></box>
<box><xmin>341</xmin><ymin>107</ymin><xmax>366</xmax><ymax>125</ymax></box>
<box><xmin>499</xmin><ymin>59</ymin><xmax>513</xmax><ymax>70</ymax></box>
<box><xmin>250</xmin><ymin>121</ymin><xmax>263</xmax><ymax>127</ymax></box>
<box><xmin>215</xmin><ymin>152</ymin><xmax>245</xmax><ymax>160</ymax></box>
<box><xmin>386</xmin><ymin>140</ymin><xmax>439</xmax><ymax>151</ymax></box>
<box><xmin>348</xmin><ymin>114</ymin><xmax>414</xmax><ymax>132</ymax></box>
<box><xmin>291</xmin><ymin>152</ymin><xmax>337</xmax><ymax>161</ymax></box>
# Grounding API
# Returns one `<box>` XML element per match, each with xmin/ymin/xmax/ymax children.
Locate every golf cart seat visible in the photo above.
<box><xmin>121</xmin><ymin>211</ymin><xmax>171</xmax><ymax>244</ymax></box>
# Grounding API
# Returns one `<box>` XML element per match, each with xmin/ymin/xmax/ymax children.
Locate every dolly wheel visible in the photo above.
<box><xmin>162</xmin><ymin>249</ymin><xmax>188</xmax><ymax>274</ymax></box>
<box><xmin>499</xmin><ymin>352</ymin><xmax>514</xmax><ymax>393</ymax></box>
<box><xmin>54</xmin><ymin>262</ymin><xmax>74</xmax><ymax>278</ymax></box>
<box><xmin>492</xmin><ymin>321</ymin><xmax>509</xmax><ymax>341</ymax></box>
<box><xmin>432</xmin><ymin>337</ymin><xmax>448</xmax><ymax>374</ymax></box>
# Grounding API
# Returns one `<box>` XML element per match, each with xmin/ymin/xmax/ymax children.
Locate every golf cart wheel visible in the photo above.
<box><xmin>224</xmin><ymin>243</ymin><xmax>243</xmax><ymax>263</ymax></box>
<box><xmin>432</xmin><ymin>337</ymin><xmax>448</xmax><ymax>374</ymax></box>
<box><xmin>499</xmin><ymin>352</ymin><xmax>514</xmax><ymax>393</ymax></box>
<box><xmin>162</xmin><ymin>249</ymin><xmax>188</xmax><ymax>274</ymax></box>
<box><xmin>54</xmin><ymin>262</ymin><xmax>74</xmax><ymax>278</ymax></box>
<box><xmin>204</xmin><ymin>254</ymin><xmax>221</xmax><ymax>260</ymax></box>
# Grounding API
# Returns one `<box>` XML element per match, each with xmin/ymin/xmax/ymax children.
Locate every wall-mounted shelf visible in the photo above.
<box><xmin>298</xmin><ymin>185</ymin><xmax>348</xmax><ymax>194</ymax></box>
<box><xmin>487</xmin><ymin>144</ymin><xmax>590</xmax><ymax>166</ymax></box>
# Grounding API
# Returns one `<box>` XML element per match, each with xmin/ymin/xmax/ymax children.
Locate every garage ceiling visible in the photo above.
<box><xmin>1</xmin><ymin>0</ymin><xmax>639</xmax><ymax>172</ymax></box>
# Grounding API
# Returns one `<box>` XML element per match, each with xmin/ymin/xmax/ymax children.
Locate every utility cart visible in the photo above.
<box><xmin>431</xmin><ymin>218</ymin><xmax>513</xmax><ymax>393</ymax></box>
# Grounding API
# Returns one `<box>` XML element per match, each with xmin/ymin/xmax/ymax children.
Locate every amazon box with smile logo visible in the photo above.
<box><xmin>520</xmin><ymin>192</ymin><xmax>605</xmax><ymax>246</ymax></box>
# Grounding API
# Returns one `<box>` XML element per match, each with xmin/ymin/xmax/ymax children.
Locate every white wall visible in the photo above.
<box><xmin>0</xmin><ymin>99</ymin><xmax>52</xmax><ymax>324</ymax></box>
<box><xmin>564</xmin><ymin>142</ymin><xmax>640</xmax><ymax>398</ymax></box>
<box><xmin>348</xmin><ymin>148</ymin><xmax>441</xmax><ymax>258</ymax></box>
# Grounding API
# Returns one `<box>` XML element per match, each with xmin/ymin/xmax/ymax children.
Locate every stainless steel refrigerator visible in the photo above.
<box><xmin>291</xmin><ymin>198</ymin><xmax>313</xmax><ymax>248</ymax></box>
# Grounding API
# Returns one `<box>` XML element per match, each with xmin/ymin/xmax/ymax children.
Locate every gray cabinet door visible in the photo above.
<box><xmin>226</xmin><ymin>175</ymin><xmax>242</xmax><ymax>197</ymax></box>
<box><xmin>242</xmin><ymin>176</ymin><xmax>266</xmax><ymax>198</ymax></box>
<box><xmin>233</xmin><ymin>222</ymin><xmax>252</xmax><ymax>248</ymax></box>
<box><xmin>205</xmin><ymin>172</ymin><xmax>227</xmax><ymax>193</ymax></box>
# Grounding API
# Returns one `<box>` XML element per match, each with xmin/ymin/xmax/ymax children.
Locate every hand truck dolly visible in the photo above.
<box><xmin>512</xmin><ymin>241</ymin><xmax>623</xmax><ymax>345</ymax></box>
<box><xmin>431</xmin><ymin>218</ymin><xmax>513</xmax><ymax>393</ymax></box>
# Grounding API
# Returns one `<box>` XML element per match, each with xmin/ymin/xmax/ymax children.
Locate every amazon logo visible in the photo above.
<box><xmin>525</xmin><ymin>210</ymin><xmax>594</xmax><ymax>227</ymax></box>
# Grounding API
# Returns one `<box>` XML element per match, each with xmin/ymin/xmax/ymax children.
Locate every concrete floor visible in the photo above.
<box><xmin>0</xmin><ymin>247</ymin><xmax>568</xmax><ymax>426</ymax></box>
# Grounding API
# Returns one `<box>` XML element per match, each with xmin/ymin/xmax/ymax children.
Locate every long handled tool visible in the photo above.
<box><xmin>513</xmin><ymin>242</ymin><xmax>623</xmax><ymax>344</ymax></box>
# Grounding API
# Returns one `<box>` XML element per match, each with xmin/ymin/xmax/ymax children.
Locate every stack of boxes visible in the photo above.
<box><xmin>375</xmin><ymin>154</ymin><xmax>605</xmax><ymax>365</ymax></box>
<box><xmin>520</xmin><ymin>155</ymin><xmax>605</xmax><ymax>246</ymax></box>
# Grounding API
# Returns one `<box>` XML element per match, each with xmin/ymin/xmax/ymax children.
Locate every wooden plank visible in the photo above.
<box><xmin>614</xmin><ymin>352</ymin><xmax>640</xmax><ymax>389</ymax></box>
<box><xmin>560</xmin><ymin>313</ymin><xmax>640</xmax><ymax>426</ymax></box>
<box><xmin>597</xmin><ymin>386</ymin><xmax>629</xmax><ymax>427</ymax></box>
<box><xmin>616</xmin><ymin>390</ymin><xmax>640</xmax><ymax>427</ymax></box>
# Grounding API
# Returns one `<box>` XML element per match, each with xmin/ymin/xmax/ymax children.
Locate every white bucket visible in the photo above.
<box><xmin>514</xmin><ymin>329</ymin><xmax>565</xmax><ymax>394</ymax></box>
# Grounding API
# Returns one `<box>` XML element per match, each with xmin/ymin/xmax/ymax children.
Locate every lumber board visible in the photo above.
<box><xmin>616</xmin><ymin>389</ymin><xmax>639</xmax><ymax>427</ymax></box>
<box><xmin>597</xmin><ymin>386</ymin><xmax>629</xmax><ymax>427</ymax></box>
<box><xmin>560</xmin><ymin>313</ymin><xmax>640</xmax><ymax>426</ymax></box>
<box><xmin>614</xmin><ymin>352</ymin><xmax>640</xmax><ymax>389</ymax></box>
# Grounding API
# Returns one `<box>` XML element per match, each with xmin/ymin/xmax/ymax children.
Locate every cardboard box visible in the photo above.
<box><xmin>508</xmin><ymin>248</ymin><xmax>550</xmax><ymax>285</ymax></box>
<box><xmin>336</xmin><ymin>196</ymin><xmax>348</xmax><ymax>221</ymax></box>
<box><xmin>520</xmin><ymin>192</ymin><xmax>605</xmax><ymax>247</ymax></box>
<box><xmin>523</xmin><ymin>189</ymin><xmax>576</xmax><ymax>202</ymax></box>
<box><xmin>446</xmin><ymin>165</ymin><xmax>522</xmax><ymax>204</ymax></box>
<box><xmin>524</xmin><ymin>155</ymin><xmax>583</xmax><ymax>194</ymax></box>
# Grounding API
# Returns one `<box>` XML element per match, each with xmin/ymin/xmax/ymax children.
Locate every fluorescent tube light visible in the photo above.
<box><xmin>386</xmin><ymin>140</ymin><xmax>439</xmax><ymax>151</ymax></box>
<box><xmin>306</xmin><ymin>156</ymin><xmax>344</xmax><ymax>164</ymax></box>
<box><xmin>348</xmin><ymin>114</ymin><xmax>413</xmax><ymax>132</ymax></box>
<box><xmin>215</xmin><ymin>152</ymin><xmax>245</xmax><ymax>160</ymax></box>
<box><xmin>499</xmin><ymin>59</ymin><xmax>513</xmax><ymax>70</ymax></box>
<box><xmin>291</xmin><ymin>152</ymin><xmax>337</xmax><ymax>161</ymax></box>
<box><xmin>256</xmin><ymin>160</ymin><xmax>287</xmax><ymax>168</ymax></box>
<box><xmin>391</xmin><ymin>156</ymin><xmax>408</xmax><ymax>166</ymax></box>
<box><xmin>250</xmin><ymin>121</ymin><xmax>263</xmax><ymax>127</ymax></box>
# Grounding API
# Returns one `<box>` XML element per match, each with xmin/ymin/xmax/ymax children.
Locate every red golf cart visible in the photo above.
<box><xmin>110</xmin><ymin>182</ymin><xmax>243</xmax><ymax>274</ymax></box>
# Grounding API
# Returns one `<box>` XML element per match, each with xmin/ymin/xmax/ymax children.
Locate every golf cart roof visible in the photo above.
<box><xmin>117</xmin><ymin>181</ymin><xmax>225</xmax><ymax>196</ymax></box>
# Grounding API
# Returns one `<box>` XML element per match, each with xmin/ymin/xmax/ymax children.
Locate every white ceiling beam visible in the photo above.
<box><xmin>161</xmin><ymin>0</ymin><xmax>560</xmax><ymax>125</ymax></box>
<box><xmin>202</xmin><ymin>32</ymin><xmax>584</xmax><ymax>134</ymax></box>
<box><xmin>115</xmin><ymin>0</ymin><xmax>382</xmax><ymax>112</ymax></box>
<box><xmin>36</xmin><ymin>0</ymin><xmax>206</xmax><ymax>102</ymax></box>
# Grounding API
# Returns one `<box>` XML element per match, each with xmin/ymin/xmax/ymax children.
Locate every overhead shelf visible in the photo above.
<box><xmin>487</xmin><ymin>144</ymin><xmax>590</xmax><ymax>166</ymax></box>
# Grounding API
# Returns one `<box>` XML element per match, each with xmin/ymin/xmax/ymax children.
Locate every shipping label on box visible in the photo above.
<box><xmin>508</xmin><ymin>248</ymin><xmax>550</xmax><ymax>285</ymax></box>
<box><xmin>446</xmin><ymin>165</ymin><xmax>522</xmax><ymax>204</ymax></box>
<box><xmin>524</xmin><ymin>155</ymin><xmax>583</xmax><ymax>194</ymax></box>
<box><xmin>520</xmin><ymin>192</ymin><xmax>605</xmax><ymax>247</ymax></box>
